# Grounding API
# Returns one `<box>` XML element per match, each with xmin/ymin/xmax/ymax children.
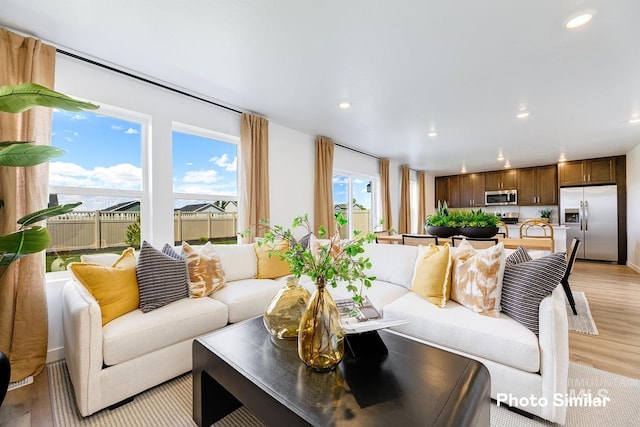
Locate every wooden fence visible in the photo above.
<box><xmin>47</xmin><ymin>211</ymin><xmax>238</xmax><ymax>252</ymax></box>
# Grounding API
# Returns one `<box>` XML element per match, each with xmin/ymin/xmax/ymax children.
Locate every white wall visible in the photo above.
<box><xmin>627</xmin><ymin>144</ymin><xmax>640</xmax><ymax>272</ymax></box>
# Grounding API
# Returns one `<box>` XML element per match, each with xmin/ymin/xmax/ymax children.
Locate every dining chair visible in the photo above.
<box><xmin>496</xmin><ymin>221</ymin><xmax>509</xmax><ymax>238</ymax></box>
<box><xmin>519</xmin><ymin>219</ymin><xmax>554</xmax><ymax>252</ymax></box>
<box><xmin>450</xmin><ymin>236</ymin><xmax>499</xmax><ymax>249</ymax></box>
<box><xmin>562</xmin><ymin>238</ymin><xmax>581</xmax><ymax>315</ymax></box>
<box><xmin>401</xmin><ymin>234</ymin><xmax>439</xmax><ymax>246</ymax></box>
<box><xmin>374</xmin><ymin>229</ymin><xmax>391</xmax><ymax>244</ymax></box>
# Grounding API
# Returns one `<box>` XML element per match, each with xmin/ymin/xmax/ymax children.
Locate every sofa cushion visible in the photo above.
<box><xmin>501</xmin><ymin>252</ymin><xmax>567</xmax><ymax>335</ymax></box>
<box><xmin>410</xmin><ymin>244</ymin><xmax>452</xmax><ymax>307</ymax></box>
<box><xmin>207</xmin><ymin>244</ymin><xmax>257</xmax><ymax>281</ymax></box>
<box><xmin>182</xmin><ymin>241</ymin><xmax>226</xmax><ymax>297</ymax></box>
<box><xmin>450</xmin><ymin>240</ymin><xmax>506</xmax><ymax>317</ymax></box>
<box><xmin>69</xmin><ymin>248</ymin><xmax>139</xmax><ymax>326</ymax></box>
<box><xmin>136</xmin><ymin>241</ymin><xmax>189</xmax><ymax>312</ymax></box>
<box><xmin>385</xmin><ymin>292</ymin><xmax>540</xmax><ymax>372</ymax></box>
<box><xmin>102</xmin><ymin>297</ymin><xmax>228</xmax><ymax>366</ymax></box>
<box><xmin>361</xmin><ymin>243</ymin><xmax>419</xmax><ymax>288</ymax></box>
<box><xmin>254</xmin><ymin>241</ymin><xmax>291</xmax><ymax>279</ymax></box>
<box><xmin>211</xmin><ymin>278</ymin><xmax>283</xmax><ymax>323</ymax></box>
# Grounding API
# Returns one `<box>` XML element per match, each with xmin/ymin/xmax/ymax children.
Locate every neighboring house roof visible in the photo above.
<box><xmin>334</xmin><ymin>202</ymin><xmax>366</xmax><ymax>211</ymax></box>
<box><xmin>176</xmin><ymin>203</ymin><xmax>225</xmax><ymax>213</ymax></box>
<box><xmin>103</xmin><ymin>201</ymin><xmax>140</xmax><ymax>212</ymax></box>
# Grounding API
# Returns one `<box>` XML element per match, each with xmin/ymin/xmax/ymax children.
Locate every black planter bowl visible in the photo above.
<box><xmin>459</xmin><ymin>226</ymin><xmax>499</xmax><ymax>239</ymax></box>
<box><xmin>425</xmin><ymin>226</ymin><xmax>459</xmax><ymax>238</ymax></box>
<box><xmin>0</xmin><ymin>351</ymin><xmax>9</xmax><ymax>407</ymax></box>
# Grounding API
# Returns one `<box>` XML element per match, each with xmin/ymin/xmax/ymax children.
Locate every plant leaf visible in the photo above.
<box><xmin>0</xmin><ymin>141</ymin><xmax>33</xmax><ymax>147</ymax></box>
<box><xmin>0</xmin><ymin>83</ymin><xmax>99</xmax><ymax>113</ymax></box>
<box><xmin>0</xmin><ymin>226</ymin><xmax>51</xmax><ymax>264</ymax></box>
<box><xmin>0</xmin><ymin>143</ymin><xmax>64</xmax><ymax>166</ymax></box>
<box><xmin>18</xmin><ymin>202</ymin><xmax>82</xmax><ymax>226</ymax></box>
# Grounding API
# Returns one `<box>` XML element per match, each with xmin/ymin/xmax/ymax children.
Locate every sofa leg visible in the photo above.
<box><xmin>108</xmin><ymin>396</ymin><xmax>134</xmax><ymax>410</ymax></box>
<box><xmin>491</xmin><ymin>399</ymin><xmax>534</xmax><ymax>419</ymax></box>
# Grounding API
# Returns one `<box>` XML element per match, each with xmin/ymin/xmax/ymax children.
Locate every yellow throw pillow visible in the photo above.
<box><xmin>69</xmin><ymin>248</ymin><xmax>139</xmax><ymax>326</ymax></box>
<box><xmin>182</xmin><ymin>242</ymin><xmax>226</xmax><ymax>297</ymax></box>
<box><xmin>450</xmin><ymin>240</ymin><xmax>506</xmax><ymax>317</ymax></box>
<box><xmin>411</xmin><ymin>244</ymin><xmax>452</xmax><ymax>307</ymax></box>
<box><xmin>254</xmin><ymin>241</ymin><xmax>291</xmax><ymax>279</ymax></box>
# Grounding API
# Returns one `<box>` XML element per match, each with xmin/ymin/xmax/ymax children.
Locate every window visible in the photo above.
<box><xmin>172</xmin><ymin>125</ymin><xmax>239</xmax><ymax>245</ymax></box>
<box><xmin>333</xmin><ymin>172</ymin><xmax>377</xmax><ymax>238</ymax></box>
<box><xmin>47</xmin><ymin>106</ymin><xmax>146</xmax><ymax>271</ymax></box>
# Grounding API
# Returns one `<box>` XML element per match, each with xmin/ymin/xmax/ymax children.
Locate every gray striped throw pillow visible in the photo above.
<box><xmin>137</xmin><ymin>241</ymin><xmax>189</xmax><ymax>312</ymax></box>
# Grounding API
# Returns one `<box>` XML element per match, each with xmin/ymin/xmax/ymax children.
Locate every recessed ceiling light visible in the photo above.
<box><xmin>629</xmin><ymin>117</ymin><xmax>640</xmax><ymax>124</ymax></box>
<box><xmin>558</xmin><ymin>153</ymin><xmax>567</xmax><ymax>162</ymax></box>
<box><xmin>516</xmin><ymin>111</ymin><xmax>530</xmax><ymax>119</ymax></box>
<box><xmin>504</xmin><ymin>160</ymin><xmax>511</xmax><ymax>168</ymax></box>
<box><xmin>497</xmin><ymin>151</ymin><xmax>504</xmax><ymax>161</ymax></box>
<box><xmin>461</xmin><ymin>165</ymin><xmax>467</xmax><ymax>173</ymax></box>
<box><xmin>339</xmin><ymin>102</ymin><xmax>351</xmax><ymax>109</ymax></box>
<box><xmin>566</xmin><ymin>13</ymin><xmax>593</xmax><ymax>29</ymax></box>
<box><xmin>428</xmin><ymin>131</ymin><xmax>438</xmax><ymax>137</ymax></box>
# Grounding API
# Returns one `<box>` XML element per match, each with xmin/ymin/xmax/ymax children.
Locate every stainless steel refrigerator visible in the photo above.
<box><xmin>560</xmin><ymin>185</ymin><xmax>618</xmax><ymax>262</ymax></box>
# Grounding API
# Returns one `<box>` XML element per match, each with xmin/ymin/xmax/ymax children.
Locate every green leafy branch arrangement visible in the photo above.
<box><xmin>426</xmin><ymin>201</ymin><xmax>499</xmax><ymax>228</ymax></box>
<box><xmin>243</xmin><ymin>212</ymin><xmax>377</xmax><ymax>306</ymax></box>
<box><xmin>0</xmin><ymin>83</ymin><xmax>99</xmax><ymax>275</ymax></box>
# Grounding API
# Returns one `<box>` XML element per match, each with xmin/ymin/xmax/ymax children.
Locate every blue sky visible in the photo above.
<box><xmin>50</xmin><ymin>110</ymin><xmax>238</xmax><ymax>209</ymax></box>
<box><xmin>333</xmin><ymin>175</ymin><xmax>372</xmax><ymax>209</ymax></box>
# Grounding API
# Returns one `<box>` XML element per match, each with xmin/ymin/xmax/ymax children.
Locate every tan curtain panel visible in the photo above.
<box><xmin>314</xmin><ymin>137</ymin><xmax>337</xmax><ymax>236</ymax></box>
<box><xmin>380</xmin><ymin>159</ymin><xmax>393</xmax><ymax>232</ymax></box>
<box><xmin>0</xmin><ymin>29</ymin><xmax>55</xmax><ymax>382</ymax></box>
<box><xmin>417</xmin><ymin>171</ymin><xmax>426</xmax><ymax>233</ymax></box>
<box><xmin>240</xmin><ymin>113</ymin><xmax>269</xmax><ymax>242</ymax></box>
<box><xmin>399</xmin><ymin>164</ymin><xmax>411</xmax><ymax>234</ymax></box>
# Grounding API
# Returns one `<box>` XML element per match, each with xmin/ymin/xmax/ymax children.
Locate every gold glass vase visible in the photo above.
<box><xmin>263</xmin><ymin>276</ymin><xmax>310</xmax><ymax>339</ymax></box>
<box><xmin>298</xmin><ymin>278</ymin><xmax>344</xmax><ymax>371</ymax></box>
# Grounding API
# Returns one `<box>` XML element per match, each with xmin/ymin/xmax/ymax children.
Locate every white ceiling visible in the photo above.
<box><xmin>2</xmin><ymin>0</ymin><xmax>639</xmax><ymax>175</ymax></box>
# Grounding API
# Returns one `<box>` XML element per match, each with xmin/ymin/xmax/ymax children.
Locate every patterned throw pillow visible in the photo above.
<box><xmin>450</xmin><ymin>240</ymin><xmax>506</xmax><ymax>317</ymax></box>
<box><xmin>506</xmin><ymin>245</ymin><xmax>533</xmax><ymax>266</ymax></box>
<box><xmin>410</xmin><ymin>244</ymin><xmax>452</xmax><ymax>307</ymax></box>
<box><xmin>182</xmin><ymin>241</ymin><xmax>226</xmax><ymax>297</ymax></box>
<box><xmin>69</xmin><ymin>248</ymin><xmax>139</xmax><ymax>326</ymax></box>
<box><xmin>501</xmin><ymin>252</ymin><xmax>567</xmax><ymax>335</ymax></box>
<box><xmin>136</xmin><ymin>241</ymin><xmax>189</xmax><ymax>312</ymax></box>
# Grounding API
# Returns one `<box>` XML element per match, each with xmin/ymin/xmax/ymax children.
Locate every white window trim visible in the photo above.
<box><xmin>333</xmin><ymin>169</ymin><xmax>379</xmax><ymax>236</ymax></box>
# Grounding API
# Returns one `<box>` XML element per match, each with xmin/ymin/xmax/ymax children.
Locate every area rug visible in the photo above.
<box><xmin>49</xmin><ymin>361</ymin><xmax>640</xmax><ymax>426</ymax></box>
<box><xmin>567</xmin><ymin>291</ymin><xmax>599</xmax><ymax>335</ymax></box>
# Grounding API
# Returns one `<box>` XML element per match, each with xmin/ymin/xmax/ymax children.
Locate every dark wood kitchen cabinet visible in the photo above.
<box><xmin>517</xmin><ymin>165</ymin><xmax>557</xmax><ymax>205</ymax></box>
<box><xmin>485</xmin><ymin>169</ymin><xmax>518</xmax><ymax>190</ymax></box>
<box><xmin>460</xmin><ymin>173</ymin><xmax>486</xmax><ymax>207</ymax></box>
<box><xmin>435</xmin><ymin>175</ymin><xmax>461</xmax><ymax>208</ymax></box>
<box><xmin>558</xmin><ymin>157</ymin><xmax>616</xmax><ymax>186</ymax></box>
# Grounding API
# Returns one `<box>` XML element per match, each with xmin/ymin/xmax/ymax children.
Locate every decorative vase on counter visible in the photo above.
<box><xmin>263</xmin><ymin>276</ymin><xmax>311</xmax><ymax>339</ymax></box>
<box><xmin>298</xmin><ymin>278</ymin><xmax>344</xmax><ymax>371</ymax></box>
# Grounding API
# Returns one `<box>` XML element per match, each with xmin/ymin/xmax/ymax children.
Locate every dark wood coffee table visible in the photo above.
<box><xmin>193</xmin><ymin>316</ymin><xmax>490</xmax><ymax>427</ymax></box>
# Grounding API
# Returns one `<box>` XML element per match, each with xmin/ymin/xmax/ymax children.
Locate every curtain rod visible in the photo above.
<box><xmin>56</xmin><ymin>47</ymin><xmax>380</xmax><ymax>161</ymax></box>
<box><xmin>56</xmin><ymin>49</ymin><xmax>244</xmax><ymax>115</ymax></box>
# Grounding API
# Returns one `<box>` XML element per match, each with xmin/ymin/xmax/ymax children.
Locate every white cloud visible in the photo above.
<box><xmin>209</xmin><ymin>154</ymin><xmax>237</xmax><ymax>172</ymax></box>
<box><xmin>49</xmin><ymin>161</ymin><xmax>142</xmax><ymax>190</ymax></box>
<box><xmin>111</xmin><ymin>125</ymin><xmax>124</xmax><ymax>131</ymax></box>
<box><xmin>71</xmin><ymin>114</ymin><xmax>87</xmax><ymax>121</ymax></box>
<box><xmin>185</xmin><ymin>162</ymin><xmax>193</xmax><ymax>166</ymax></box>
<box><xmin>125</xmin><ymin>128</ymin><xmax>140</xmax><ymax>134</ymax></box>
<box><xmin>183</xmin><ymin>169</ymin><xmax>220</xmax><ymax>184</ymax></box>
<box><xmin>64</xmin><ymin>137</ymin><xmax>73</xmax><ymax>142</ymax></box>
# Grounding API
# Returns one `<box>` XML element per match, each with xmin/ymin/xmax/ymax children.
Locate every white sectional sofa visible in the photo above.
<box><xmin>62</xmin><ymin>242</ymin><xmax>568</xmax><ymax>424</ymax></box>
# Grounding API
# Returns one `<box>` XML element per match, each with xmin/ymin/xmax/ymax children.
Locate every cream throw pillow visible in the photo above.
<box><xmin>182</xmin><ymin>242</ymin><xmax>226</xmax><ymax>297</ymax></box>
<box><xmin>410</xmin><ymin>244</ymin><xmax>452</xmax><ymax>307</ymax></box>
<box><xmin>69</xmin><ymin>248</ymin><xmax>139</xmax><ymax>326</ymax></box>
<box><xmin>254</xmin><ymin>241</ymin><xmax>292</xmax><ymax>279</ymax></box>
<box><xmin>450</xmin><ymin>240</ymin><xmax>506</xmax><ymax>317</ymax></box>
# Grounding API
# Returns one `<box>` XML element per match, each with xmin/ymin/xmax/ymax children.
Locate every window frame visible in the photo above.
<box><xmin>332</xmin><ymin>168</ymin><xmax>379</xmax><ymax>237</ymax></box>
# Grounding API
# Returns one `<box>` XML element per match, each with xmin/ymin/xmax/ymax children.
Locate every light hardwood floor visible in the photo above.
<box><xmin>0</xmin><ymin>261</ymin><xmax>639</xmax><ymax>426</ymax></box>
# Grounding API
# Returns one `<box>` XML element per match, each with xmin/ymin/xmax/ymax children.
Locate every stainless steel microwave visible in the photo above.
<box><xmin>485</xmin><ymin>190</ymin><xmax>517</xmax><ymax>206</ymax></box>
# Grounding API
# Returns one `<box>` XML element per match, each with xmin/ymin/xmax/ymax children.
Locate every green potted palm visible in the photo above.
<box><xmin>0</xmin><ymin>83</ymin><xmax>98</xmax><ymax>405</ymax></box>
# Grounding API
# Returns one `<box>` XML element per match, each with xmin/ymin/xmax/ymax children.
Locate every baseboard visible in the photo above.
<box><xmin>47</xmin><ymin>346</ymin><xmax>65</xmax><ymax>364</ymax></box>
<box><xmin>627</xmin><ymin>261</ymin><xmax>640</xmax><ymax>274</ymax></box>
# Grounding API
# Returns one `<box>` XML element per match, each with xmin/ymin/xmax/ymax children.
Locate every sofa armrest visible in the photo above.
<box><xmin>537</xmin><ymin>286</ymin><xmax>569</xmax><ymax>424</ymax></box>
<box><xmin>62</xmin><ymin>279</ymin><xmax>104</xmax><ymax>416</ymax></box>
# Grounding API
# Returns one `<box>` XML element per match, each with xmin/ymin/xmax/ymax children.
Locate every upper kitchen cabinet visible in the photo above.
<box><xmin>460</xmin><ymin>173</ymin><xmax>486</xmax><ymax>207</ymax></box>
<box><xmin>558</xmin><ymin>157</ymin><xmax>616</xmax><ymax>186</ymax></box>
<box><xmin>517</xmin><ymin>165</ymin><xmax>557</xmax><ymax>205</ymax></box>
<box><xmin>435</xmin><ymin>175</ymin><xmax>461</xmax><ymax>208</ymax></box>
<box><xmin>485</xmin><ymin>169</ymin><xmax>518</xmax><ymax>190</ymax></box>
